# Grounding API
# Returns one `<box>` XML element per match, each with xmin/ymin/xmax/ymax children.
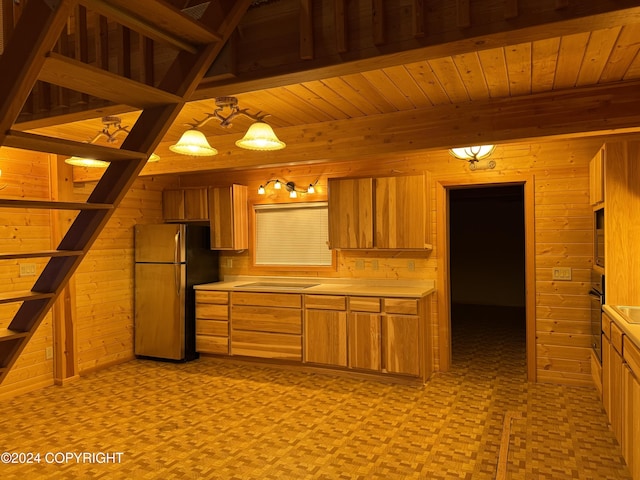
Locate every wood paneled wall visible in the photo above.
<box><xmin>0</xmin><ymin>133</ymin><xmax>618</xmax><ymax>397</ymax></box>
<box><xmin>0</xmin><ymin>148</ymin><xmax>55</xmax><ymax>399</ymax></box>
<box><xmin>180</xmin><ymin>136</ymin><xmax>605</xmax><ymax>385</ymax></box>
<box><xmin>72</xmin><ymin>175</ymin><xmax>177</xmax><ymax>374</ymax></box>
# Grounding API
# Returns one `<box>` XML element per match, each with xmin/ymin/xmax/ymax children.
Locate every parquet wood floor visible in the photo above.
<box><xmin>0</xmin><ymin>305</ymin><xmax>630</xmax><ymax>479</ymax></box>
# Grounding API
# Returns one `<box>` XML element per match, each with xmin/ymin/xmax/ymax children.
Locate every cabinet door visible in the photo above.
<box><xmin>162</xmin><ymin>189</ymin><xmax>185</xmax><ymax>221</ymax></box>
<box><xmin>304</xmin><ymin>309</ymin><xmax>347</xmax><ymax>366</ymax></box>
<box><xmin>328</xmin><ymin>178</ymin><xmax>373</xmax><ymax>249</ymax></box>
<box><xmin>209</xmin><ymin>184</ymin><xmax>248</xmax><ymax>250</ymax></box>
<box><xmin>348</xmin><ymin>312</ymin><xmax>381</xmax><ymax>371</ymax></box>
<box><xmin>184</xmin><ymin>188</ymin><xmax>209</xmax><ymax>220</ymax></box>
<box><xmin>610</xmin><ymin>345</ymin><xmax>624</xmax><ymax>442</ymax></box>
<box><xmin>382</xmin><ymin>314</ymin><xmax>420</xmax><ymax>376</ymax></box>
<box><xmin>375</xmin><ymin>175</ymin><xmax>426</xmax><ymax>249</ymax></box>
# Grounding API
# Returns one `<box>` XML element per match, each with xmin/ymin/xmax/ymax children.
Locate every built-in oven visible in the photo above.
<box><xmin>590</xmin><ymin>269</ymin><xmax>605</xmax><ymax>363</ymax></box>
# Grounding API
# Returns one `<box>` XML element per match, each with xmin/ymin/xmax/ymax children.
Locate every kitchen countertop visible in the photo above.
<box><xmin>603</xmin><ymin>304</ymin><xmax>640</xmax><ymax>348</ymax></box>
<box><xmin>195</xmin><ymin>275</ymin><xmax>436</xmax><ymax>298</ymax></box>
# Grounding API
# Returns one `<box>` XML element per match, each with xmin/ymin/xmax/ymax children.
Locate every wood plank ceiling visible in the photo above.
<box><xmin>18</xmin><ymin>1</ymin><xmax>640</xmax><ymax>177</ymax></box>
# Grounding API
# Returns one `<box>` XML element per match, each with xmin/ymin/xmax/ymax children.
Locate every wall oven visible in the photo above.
<box><xmin>590</xmin><ymin>270</ymin><xmax>605</xmax><ymax>363</ymax></box>
<box><xmin>594</xmin><ymin>207</ymin><xmax>604</xmax><ymax>268</ymax></box>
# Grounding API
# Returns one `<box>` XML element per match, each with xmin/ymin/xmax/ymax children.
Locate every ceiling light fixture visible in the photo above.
<box><xmin>65</xmin><ymin>116</ymin><xmax>160</xmax><ymax>167</ymax></box>
<box><xmin>170</xmin><ymin>96</ymin><xmax>285</xmax><ymax>156</ymax></box>
<box><xmin>258</xmin><ymin>179</ymin><xmax>317</xmax><ymax>198</ymax></box>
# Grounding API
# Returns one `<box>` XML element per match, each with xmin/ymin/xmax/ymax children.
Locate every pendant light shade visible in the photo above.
<box><xmin>449</xmin><ymin>145</ymin><xmax>496</xmax><ymax>162</ymax></box>
<box><xmin>65</xmin><ymin>157</ymin><xmax>110</xmax><ymax>168</ymax></box>
<box><xmin>169</xmin><ymin>129</ymin><xmax>218</xmax><ymax>156</ymax></box>
<box><xmin>235</xmin><ymin>121</ymin><xmax>286</xmax><ymax>151</ymax></box>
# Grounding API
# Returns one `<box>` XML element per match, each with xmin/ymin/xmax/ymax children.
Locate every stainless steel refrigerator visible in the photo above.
<box><xmin>134</xmin><ymin>224</ymin><xmax>219</xmax><ymax>361</ymax></box>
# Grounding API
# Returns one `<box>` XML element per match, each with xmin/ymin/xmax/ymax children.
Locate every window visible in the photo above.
<box><xmin>254</xmin><ymin>202</ymin><xmax>332</xmax><ymax>266</ymax></box>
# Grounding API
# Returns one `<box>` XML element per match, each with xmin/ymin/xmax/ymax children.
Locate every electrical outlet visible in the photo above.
<box><xmin>226</xmin><ymin>258</ymin><xmax>233</xmax><ymax>268</ymax></box>
<box><xmin>19</xmin><ymin>263</ymin><xmax>36</xmax><ymax>277</ymax></box>
<box><xmin>407</xmin><ymin>261</ymin><xmax>415</xmax><ymax>272</ymax></box>
<box><xmin>45</xmin><ymin>346</ymin><xmax>53</xmax><ymax>360</ymax></box>
<box><xmin>371</xmin><ymin>260</ymin><xmax>379</xmax><ymax>271</ymax></box>
<box><xmin>355</xmin><ymin>259</ymin><xmax>365</xmax><ymax>270</ymax></box>
<box><xmin>552</xmin><ymin>266</ymin><xmax>572</xmax><ymax>281</ymax></box>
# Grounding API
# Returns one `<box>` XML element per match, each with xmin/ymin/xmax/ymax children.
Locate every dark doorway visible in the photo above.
<box><xmin>448</xmin><ymin>185</ymin><xmax>526</xmax><ymax>367</ymax></box>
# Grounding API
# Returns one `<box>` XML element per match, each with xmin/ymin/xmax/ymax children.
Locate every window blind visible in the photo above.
<box><xmin>254</xmin><ymin>202</ymin><xmax>332</xmax><ymax>266</ymax></box>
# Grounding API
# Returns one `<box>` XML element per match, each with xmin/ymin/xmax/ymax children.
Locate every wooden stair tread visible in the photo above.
<box><xmin>39</xmin><ymin>53</ymin><xmax>183</xmax><ymax>108</ymax></box>
<box><xmin>0</xmin><ymin>328</ymin><xmax>29</xmax><ymax>341</ymax></box>
<box><xmin>5</xmin><ymin>130</ymin><xmax>145</xmax><ymax>161</ymax></box>
<box><xmin>81</xmin><ymin>0</ymin><xmax>221</xmax><ymax>53</ymax></box>
<box><xmin>0</xmin><ymin>199</ymin><xmax>113</xmax><ymax>210</ymax></box>
<box><xmin>0</xmin><ymin>250</ymin><xmax>83</xmax><ymax>260</ymax></box>
<box><xmin>0</xmin><ymin>291</ymin><xmax>55</xmax><ymax>305</ymax></box>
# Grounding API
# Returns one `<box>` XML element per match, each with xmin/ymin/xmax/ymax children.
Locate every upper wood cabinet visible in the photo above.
<box><xmin>589</xmin><ymin>146</ymin><xmax>605</xmax><ymax>206</ymax></box>
<box><xmin>375</xmin><ymin>175</ymin><xmax>427</xmax><ymax>249</ymax></box>
<box><xmin>162</xmin><ymin>187</ymin><xmax>209</xmax><ymax>222</ymax></box>
<box><xmin>328</xmin><ymin>174</ymin><xmax>429</xmax><ymax>250</ymax></box>
<box><xmin>208</xmin><ymin>184</ymin><xmax>248</xmax><ymax>251</ymax></box>
<box><xmin>327</xmin><ymin>177</ymin><xmax>374</xmax><ymax>249</ymax></box>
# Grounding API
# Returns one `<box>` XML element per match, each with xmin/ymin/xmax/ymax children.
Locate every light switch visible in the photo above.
<box><xmin>552</xmin><ymin>266</ymin><xmax>572</xmax><ymax>281</ymax></box>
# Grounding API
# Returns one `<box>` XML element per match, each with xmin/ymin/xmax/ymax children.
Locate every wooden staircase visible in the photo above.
<box><xmin>0</xmin><ymin>0</ymin><xmax>253</xmax><ymax>385</ymax></box>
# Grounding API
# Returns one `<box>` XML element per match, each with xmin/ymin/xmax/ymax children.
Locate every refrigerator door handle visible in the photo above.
<box><xmin>174</xmin><ymin>230</ymin><xmax>180</xmax><ymax>264</ymax></box>
<box><xmin>174</xmin><ymin>230</ymin><xmax>181</xmax><ymax>296</ymax></box>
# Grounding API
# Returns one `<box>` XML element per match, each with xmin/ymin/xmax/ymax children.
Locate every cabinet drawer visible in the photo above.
<box><xmin>305</xmin><ymin>295</ymin><xmax>346</xmax><ymax>310</ymax></box>
<box><xmin>196</xmin><ymin>291</ymin><xmax>228</xmax><ymax>304</ymax></box>
<box><xmin>196</xmin><ymin>319</ymin><xmax>229</xmax><ymax>337</ymax></box>
<box><xmin>196</xmin><ymin>335</ymin><xmax>229</xmax><ymax>354</ymax></box>
<box><xmin>231</xmin><ymin>331</ymin><xmax>301</xmax><ymax>360</ymax></box>
<box><xmin>624</xmin><ymin>337</ymin><xmax>640</xmax><ymax>377</ymax></box>
<box><xmin>602</xmin><ymin>313</ymin><xmax>611</xmax><ymax>339</ymax></box>
<box><xmin>384</xmin><ymin>298</ymin><xmax>418</xmax><ymax>315</ymax></box>
<box><xmin>349</xmin><ymin>296</ymin><xmax>381</xmax><ymax>313</ymax></box>
<box><xmin>232</xmin><ymin>306</ymin><xmax>302</xmax><ymax>334</ymax></box>
<box><xmin>196</xmin><ymin>304</ymin><xmax>228</xmax><ymax>320</ymax></box>
<box><xmin>610</xmin><ymin>321</ymin><xmax>623</xmax><ymax>355</ymax></box>
<box><xmin>232</xmin><ymin>292</ymin><xmax>301</xmax><ymax>308</ymax></box>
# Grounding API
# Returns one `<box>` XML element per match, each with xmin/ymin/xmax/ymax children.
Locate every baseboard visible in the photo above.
<box><xmin>79</xmin><ymin>355</ymin><xmax>135</xmax><ymax>377</ymax></box>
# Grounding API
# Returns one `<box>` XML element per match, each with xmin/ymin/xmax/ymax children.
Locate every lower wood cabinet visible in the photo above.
<box><xmin>231</xmin><ymin>292</ymin><xmax>302</xmax><ymax>360</ymax></box>
<box><xmin>304</xmin><ymin>309</ymin><xmax>348</xmax><ymax>366</ymax></box>
<box><xmin>197</xmin><ymin>287</ymin><xmax>432</xmax><ymax>383</ymax></box>
<box><xmin>383</xmin><ymin>314</ymin><xmax>420</xmax><ymax>376</ymax></box>
<box><xmin>602</xmin><ymin>311</ymin><xmax>640</xmax><ymax>480</ymax></box>
<box><xmin>348</xmin><ymin>312</ymin><xmax>382</xmax><ymax>371</ymax></box>
<box><xmin>304</xmin><ymin>294</ymin><xmax>348</xmax><ymax>366</ymax></box>
<box><xmin>195</xmin><ymin>291</ymin><xmax>229</xmax><ymax>354</ymax></box>
<box><xmin>623</xmin><ymin>337</ymin><xmax>640</xmax><ymax>480</ymax></box>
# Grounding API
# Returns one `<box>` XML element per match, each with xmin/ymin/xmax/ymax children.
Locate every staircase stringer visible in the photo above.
<box><xmin>0</xmin><ymin>0</ymin><xmax>255</xmax><ymax>385</ymax></box>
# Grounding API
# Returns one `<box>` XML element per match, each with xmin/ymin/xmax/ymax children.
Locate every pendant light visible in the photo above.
<box><xmin>235</xmin><ymin>121</ymin><xmax>285</xmax><ymax>151</ymax></box>
<box><xmin>170</xmin><ymin>96</ymin><xmax>285</xmax><ymax>156</ymax></box>
<box><xmin>169</xmin><ymin>129</ymin><xmax>218</xmax><ymax>156</ymax></box>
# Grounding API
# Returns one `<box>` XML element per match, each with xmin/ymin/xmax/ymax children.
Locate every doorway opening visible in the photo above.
<box><xmin>448</xmin><ymin>185</ymin><xmax>526</xmax><ymax>371</ymax></box>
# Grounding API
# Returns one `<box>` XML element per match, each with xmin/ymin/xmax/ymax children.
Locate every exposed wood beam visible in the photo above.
<box><xmin>73</xmin><ymin>80</ymin><xmax>640</xmax><ymax>182</ymax></box>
